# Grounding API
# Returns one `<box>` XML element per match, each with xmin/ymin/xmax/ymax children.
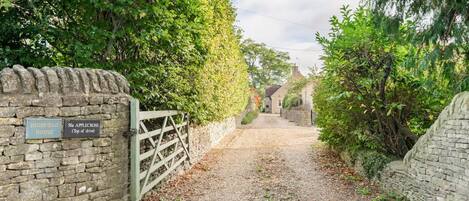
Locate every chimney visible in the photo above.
<box><xmin>292</xmin><ymin>65</ymin><xmax>299</xmax><ymax>73</ymax></box>
<box><xmin>291</xmin><ymin>65</ymin><xmax>303</xmax><ymax>79</ymax></box>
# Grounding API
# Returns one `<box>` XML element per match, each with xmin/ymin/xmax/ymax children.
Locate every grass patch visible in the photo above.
<box><xmin>241</xmin><ymin>111</ymin><xmax>258</xmax><ymax>125</ymax></box>
<box><xmin>356</xmin><ymin>186</ymin><xmax>372</xmax><ymax>196</ymax></box>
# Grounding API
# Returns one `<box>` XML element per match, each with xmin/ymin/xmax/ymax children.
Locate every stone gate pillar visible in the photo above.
<box><xmin>0</xmin><ymin>65</ymin><xmax>131</xmax><ymax>201</ymax></box>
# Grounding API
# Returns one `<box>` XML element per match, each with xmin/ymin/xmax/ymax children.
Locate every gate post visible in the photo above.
<box><xmin>186</xmin><ymin>114</ymin><xmax>191</xmax><ymax>164</ymax></box>
<box><xmin>130</xmin><ymin>98</ymin><xmax>140</xmax><ymax>201</ymax></box>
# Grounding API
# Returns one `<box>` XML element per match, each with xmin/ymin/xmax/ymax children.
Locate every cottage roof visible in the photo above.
<box><xmin>265</xmin><ymin>85</ymin><xmax>281</xmax><ymax>97</ymax></box>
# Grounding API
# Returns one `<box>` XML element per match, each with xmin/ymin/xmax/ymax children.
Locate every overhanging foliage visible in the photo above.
<box><xmin>370</xmin><ymin>0</ymin><xmax>469</xmax><ymax>91</ymax></box>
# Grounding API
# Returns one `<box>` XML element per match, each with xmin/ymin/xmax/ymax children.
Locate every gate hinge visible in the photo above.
<box><xmin>127</xmin><ymin>128</ymin><xmax>138</xmax><ymax>137</ymax></box>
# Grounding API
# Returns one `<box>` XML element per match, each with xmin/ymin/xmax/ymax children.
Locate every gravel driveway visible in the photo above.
<box><xmin>147</xmin><ymin>113</ymin><xmax>369</xmax><ymax>201</ymax></box>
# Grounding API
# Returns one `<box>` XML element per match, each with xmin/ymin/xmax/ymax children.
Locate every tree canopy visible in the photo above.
<box><xmin>369</xmin><ymin>0</ymin><xmax>469</xmax><ymax>91</ymax></box>
<box><xmin>240</xmin><ymin>38</ymin><xmax>293</xmax><ymax>91</ymax></box>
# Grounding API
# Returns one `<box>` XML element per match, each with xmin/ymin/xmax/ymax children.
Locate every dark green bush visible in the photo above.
<box><xmin>355</xmin><ymin>150</ymin><xmax>392</xmax><ymax>178</ymax></box>
<box><xmin>241</xmin><ymin>111</ymin><xmax>258</xmax><ymax>125</ymax></box>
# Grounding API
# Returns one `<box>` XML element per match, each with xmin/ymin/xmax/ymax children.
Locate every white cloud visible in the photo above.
<box><xmin>233</xmin><ymin>0</ymin><xmax>361</xmax><ymax>75</ymax></box>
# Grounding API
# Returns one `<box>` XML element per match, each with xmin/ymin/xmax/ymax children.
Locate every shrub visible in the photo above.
<box><xmin>354</xmin><ymin>150</ymin><xmax>392</xmax><ymax>178</ymax></box>
<box><xmin>241</xmin><ymin>111</ymin><xmax>258</xmax><ymax>125</ymax></box>
<box><xmin>314</xmin><ymin>7</ymin><xmax>456</xmax><ymax>157</ymax></box>
<box><xmin>282</xmin><ymin>94</ymin><xmax>302</xmax><ymax>109</ymax></box>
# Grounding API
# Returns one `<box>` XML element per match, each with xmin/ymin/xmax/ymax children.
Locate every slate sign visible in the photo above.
<box><xmin>25</xmin><ymin>118</ymin><xmax>62</xmax><ymax>139</ymax></box>
<box><xmin>63</xmin><ymin>119</ymin><xmax>101</xmax><ymax>138</ymax></box>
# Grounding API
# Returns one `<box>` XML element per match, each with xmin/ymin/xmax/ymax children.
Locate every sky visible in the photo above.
<box><xmin>232</xmin><ymin>0</ymin><xmax>361</xmax><ymax>75</ymax></box>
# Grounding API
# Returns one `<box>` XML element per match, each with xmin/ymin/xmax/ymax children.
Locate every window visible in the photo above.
<box><xmin>278</xmin><ymin>100</ymin><xmax>282</xmax><ymax>106</ymax></box>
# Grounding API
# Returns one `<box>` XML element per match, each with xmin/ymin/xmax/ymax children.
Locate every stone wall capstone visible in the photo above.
<box><xmin>380</xmin><ymin>91</ymin><xmax>469</xmax><ymax>201</ymax></box>
<box><xmin>0</xmin><ymin>65</ymin><xmax>131</xmax><ymax>201</ymax></box>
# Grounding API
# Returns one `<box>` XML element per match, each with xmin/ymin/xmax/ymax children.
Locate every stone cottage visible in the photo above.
<box><xmin>279</xmin><ymin>78</ymin><xmax>316</xmax><ymax>126</ymax></box>
<box><xmin>264</xmin><ymin>85</ymin><xmax>282</xmax><ymax>113</ymax></box>
<box><xmin>264</xmin><ymin>66</ymin><xmax>304</xmax><ymax>114</ymax></box>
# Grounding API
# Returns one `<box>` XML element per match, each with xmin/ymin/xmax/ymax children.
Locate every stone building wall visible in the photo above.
<box><xmin>270</xmin><ymin>85</ymin><xmax>288</xmax><ymax>114</ymax></box>
<box><xmin>0</xmin><ymin>65</ymin><xmax>131</xmax><ymax>201</ymax></box>
<box><xmin>299</xmin><ymin>81</ymin><xmax>315</xmax><ymax>112</ymax></box>
<box><xmin>380</xmin><ymin>92</ymin><xmax>469</xmax><ymax>201</ymax></box>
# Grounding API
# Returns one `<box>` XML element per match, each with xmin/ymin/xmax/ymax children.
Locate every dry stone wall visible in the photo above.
<box><xmin>280</xmin><ymin>106</ymin><xmax>312</xmax><ymax>127</ymax></box>
<box><xmin>380</xmin><ymin>92</ymin><xmax>469</xmax><ymax>201</ymax></box>
<box><xmin>0</xmin><ymin>65</ymin><xmax>131</xmax><ymax>201</ymax></box>
<box><xmin>189</xmin><ymin>117</ymin><xmax>236</xmax><ymax>163</ymax></box>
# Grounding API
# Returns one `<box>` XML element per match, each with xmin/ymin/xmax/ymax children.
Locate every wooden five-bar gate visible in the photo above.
<box><xmin>130</xmin><ymin>99</ymin><xmax>192</xmax><ymax>201</ymax></box>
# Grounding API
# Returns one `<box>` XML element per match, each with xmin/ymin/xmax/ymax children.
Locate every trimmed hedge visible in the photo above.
<box><xmin>0</xmin><ymin>0</ymin><xmax>249</xmax><ymax>124</ymax></box>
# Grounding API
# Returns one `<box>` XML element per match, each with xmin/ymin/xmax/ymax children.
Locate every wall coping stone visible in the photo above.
<box><xmin>403</xmin><ymin>91</ymin><xmax>468</xmax><ymax>164</ymax></box>
<box><xmin>380</xmin><ymin>91</ymin><xmax>469</xmax><ymax>200</ymax></box>
<box><xmin>0</xmin><ymin>65</ymin><xmax>130</xmax><ymax>95</ymax></box>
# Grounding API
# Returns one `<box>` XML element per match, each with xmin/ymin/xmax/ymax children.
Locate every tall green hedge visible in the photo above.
<box><xmin>195</xmin><ymin>0</ymin><xmax>249</xmax><ymax>123</ymax></box>
<box><xmin>0</xmin><ymin>0</ymin><xmax>249</xmax><ymax>124</ymax></box>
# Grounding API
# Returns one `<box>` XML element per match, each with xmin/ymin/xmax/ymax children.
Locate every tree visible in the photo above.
<box><xmin>240</xmin><ymin>38</ymin><xmax>293</xmax><ymax>90</ymax></box>
<box><xmin>314</xmin><ymin>7</ymin><xmax>451</xmax><ymax>157</ymax></box>
<box><xmin>369</xmin><ymin>0</ymin><xmax>469</xmax><ymax>91</ymax></box>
